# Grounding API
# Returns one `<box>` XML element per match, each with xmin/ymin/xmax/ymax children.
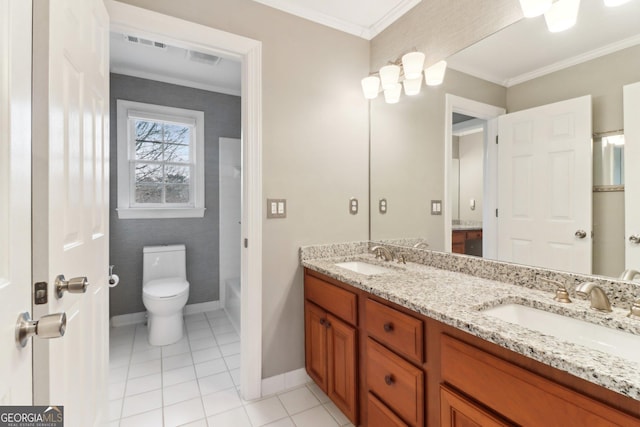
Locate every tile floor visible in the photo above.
<box><xmin>107</xmin><ymin>309</ymin><xmax>354</xmax><ymax>427</ymax></box>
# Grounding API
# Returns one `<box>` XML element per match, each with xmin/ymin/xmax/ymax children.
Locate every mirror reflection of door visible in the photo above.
<box><xmin>451</xmin><ymin>114</ymin><xmax>487</xmax><ymax>257</ymax></box>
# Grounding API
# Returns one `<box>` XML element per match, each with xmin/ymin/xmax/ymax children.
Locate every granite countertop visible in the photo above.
<box><xmin>302</xmin><ymin>253</ymin><xmax>640</xmax><ymax>401</ymax></box>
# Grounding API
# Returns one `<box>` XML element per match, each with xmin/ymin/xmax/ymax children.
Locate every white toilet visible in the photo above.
<box><xmin>142</xmin><ymin>244</ymin><xmax>190</xmax><ymax>346</ymax></box>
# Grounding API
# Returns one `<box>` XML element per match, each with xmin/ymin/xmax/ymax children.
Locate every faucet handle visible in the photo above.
<box><xmin>396</xmin><ymin>254</ymin><xmax>406</xmax><ymax>264</ymax></box>
<box><xmin>628</xmin><ymin>300</ymin><xmax>640</xmax><ymax>318</ymax></box>
<box><xmin>539</xmin><ymin>277</ymin><xmax>571</xmax><ymax>303</ymax></box>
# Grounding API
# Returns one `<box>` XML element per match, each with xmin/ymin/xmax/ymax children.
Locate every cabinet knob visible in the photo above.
<box><xmin>319</xmin><ymin>318</ymin><xmax>326</xmax><ymax>326</ymax></box>
<box><xmin>384</xmin><ymin>374</ymin><xmax>394</xmax><ymax>386</ymax></box>
<box><xmin>383</xmin><ymin>322</ymin><xmax>394</xmax><ymax>332</ymax></box>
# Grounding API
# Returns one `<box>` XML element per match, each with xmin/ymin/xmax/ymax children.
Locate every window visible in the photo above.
<box><xmin>117</xmin><ymin>100</ymin><xmax>205</xmax><ymax>219</ymax></box>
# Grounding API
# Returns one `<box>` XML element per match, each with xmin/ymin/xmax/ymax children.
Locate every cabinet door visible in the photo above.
<box><xmin>368</xmin><ymin>392</ymin><xmax>408</xmax><ymax>427</ymax></box>
<box><xmin>305</xmin><ymin>301</ymin><xmax>328</xmax><ymax>390</ymax></box>
<box><xmin>327</xmin><ymin>313</ymin><xmax>358</xmax><ymax>425</ymax></box>
<box><xmin>441</xmin><ymin>386</ymin><xmax>513</xmax><ymax>427</ymax></box>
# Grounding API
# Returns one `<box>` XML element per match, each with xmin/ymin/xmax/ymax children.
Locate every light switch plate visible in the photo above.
<box><xmin>431</xmin><ymin>200</ymin><xmax>442</xmax><ymax>215</ymax></box>
<box><xmin>267</xmin><ymin>198</ymin><xmax>286</xmax><ymax>218</ymax></box>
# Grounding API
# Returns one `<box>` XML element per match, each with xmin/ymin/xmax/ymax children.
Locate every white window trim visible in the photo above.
<box><xmin>116</xmin><ymin>100</ymin><xmax>206</xmax><ymax>219</ymax></box>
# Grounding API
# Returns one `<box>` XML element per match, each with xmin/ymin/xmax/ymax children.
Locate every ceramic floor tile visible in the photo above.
<box><xmin>187</xmin><ymin>328</ymin><xmax>214</xmax><ymax>341</ymax></box>
<box><xmin>163</xmin><ymin>352</ymin><xmax>194</xmax><ymax>372</ymax></box>
<box><xmin>184</xmin><ymin>313</ymin><xmax>207</xmax><ymax>323</ymax></box>
<box><xmin>214</xmin><ymin>332</ymin><xmax>240</xmax><ymax>345</ymax></box>
<box><xmin>195</xmin><ymin>358</ymin><xmax>227</xmax><ymax>378</ymax></box>
<box><xmin>186</xmin><ymin>319</ymin><xmax>211</xmax><ymax>332</ymax></box>
<box><xmin>306</xmin><ymin>382</ymin><xmax>330</xmax><ymax>404</ymax></box>
<box><xmin>324</xmin><ymin>401</ymin><xmax>350</xmax><ymax>426</ymax></box>
<box><xmin>198</xmin><ymin>371</ymin><xmax>234</xmax><ymax>395</ymax></box>
<box><xmin>209</xmin><ymin>317</ymin><xmax>232</xmax><ymax>327</ymax></box>
<box><xmin>130</xmin><ymin>347</ymin><xmax>161</xmax><ymax>364</ymax></box>
<box><xmin>230</xmin><ymin>368</ymin><xmax>241</xmax><ymax>386</ymax></box>
<box><xmin>132</xmin><ymin>339</ymin><xmax>156</xmax><ymax>354</ymax></box>
<box><xmin>162</xmin><ymin>339</ymin><xmax>192</xmax><ymax>358</ymax></box>
<box><xmin>212</xmin><ymin>323</ymin><xmax>236</xmax><ymax>335</ymax></box>
<box><xmin>108</xmin><ymin>381</ymin><xmax>126</xmax><ymax>401</ymax></box>
<box><xmin>244</xmin><ymin>396</ymin><xmax>288</xmax><ymax>427</ymax></box>
<box><xmin>128</xmin><ymin>359</ymin><xmax>161</xmax><ymax>380</ymax></box>
<box><xmin>263</xmin><ymin>417</ymin><xmax>296</xmax><ymax>427</ymax></box>
<box><xmin>189</xmin><ymin>337</ymin><xmax>217</xmax><ymax>351</ymax></box>
<box><xmin>179</xmin><ymin>419</ymin><xmax>208</xmax><ymax>427</ymax></box>
<box><xmin>121</xmin><ymin>389</ymin><xmax>162</xmax><ymax>418</ymax></box>
<box><xmin>205</xmin><ymin>309</ymin><xmax>228</xmax><ymax>319</ymax></box>
<box><xmin>223</xmin><ymin>354</ymin><xmax>240</xmax><ymax>370</ymax></box>
<box><xmin>119</xmin><ymin>408</ymin><xmax>163</xmax><ymax>427</ymax></box>
<box><xmin>192</xmin><ymin>346</ymin><xmax>223</xmax><ymax>364</ymax></box>
<box><xmin>291</xmin><ymin>405</ymin><xmax>339</xmax><ymax>427</ymax></box>
<box><xmin>163</xmin><ymin>397</ymin><xmax>206</xmax><ymax>427</ymax></box>
<box><xmin>219</xmin><ymin>341</ymin><xmax>240</xmax><ymax>357</ymax></box>
<box><xmin>109</xmin><ymin>366</ymin><xmax>128</xmax><ymax>385</ymax></box>
<box><xmin>109</xmin><ymin>353</ymin><xmax>131</xmax><ymax>370</ymax></box>
<box><xmin>125</xmin><ymin>373</ymin><xmax>161</xmax><ymax>396</ymax></box>
<box><xmin>277</xmin><ymin>386</ymin><xmax>321</xmax><ymax>415</ymax></box>
<box><xmin>163</xmin><ymin>365</ymin><xmax>197</xmax><ymax>387</ymax></box>
<box><xmin>207</xmin><ymin>406</ymin><xmax>252</xmax><ymax>427</ymax></box>
<box><xmin>202</xmin><ymin>387</ymin><xmax>243</xmax><ymax>417</ymax></box>
<box><xmin>163</xmin><ymin>379</ymin><xmax>201</xmax><ymax>406</ymax></box>
<box><xmin>108</xmin><ymin>399</ymin><xmax>122</xmax><ymax>422</ymax></box>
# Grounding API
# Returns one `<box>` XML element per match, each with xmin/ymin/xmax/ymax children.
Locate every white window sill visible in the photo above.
<box><xmin>117</xmin><ymin>207</ymin><xmax>206</xmax><ymax>219</ymax></box>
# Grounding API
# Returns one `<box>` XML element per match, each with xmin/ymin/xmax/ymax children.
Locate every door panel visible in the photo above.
<box><xmin>624</xmin><ymin>82</ymin><xmax>640</xmax><ymax>271</ymax></box>
<box><xmin>498</xmin><ymin>96</ymin><xmax>592</xmax><ymax>274</ymax></box>
<box><xmin>305</xmin><ymin>301</ymin><xmax>328</xmax><ymax>390</ymax></box>
<box><xmin>32</xmin><ymin>0</ymin><xmax>109</xmax><ymax>423</ymax></box>
<box><xmin>0</xmin><ymin>0</ymin><xmax>32</xmax><ymax>405</ymax></box>
<box><xmin>327</xmin><ymin>314</ymin><xmax>357</xmax><ymax>424</ymax></box>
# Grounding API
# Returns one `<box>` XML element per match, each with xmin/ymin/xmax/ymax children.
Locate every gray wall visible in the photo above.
<box><xmin>109</xmin><ymin>73</ymin><xmax>241</xmax><ymax>317</ymax></box>
<box><xmin>118</xmin><ymin>0</ymin><xmax>371</xmax><ymax>378</ymax></box>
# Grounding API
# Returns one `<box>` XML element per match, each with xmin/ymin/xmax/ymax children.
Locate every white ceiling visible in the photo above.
<box><xmin>110</xmin><ymin>32</ymin><xmax>241</xmax><ymax>96</ymax></box>
<box><xmin>447</xmin><ymin>0</ymin><xmax>640</xmax><ymax>87</ymax></box>
<box><xmin>251</xmin><ymin>0</ymin><xmax>422</xmax><ymax>39</ymax></box>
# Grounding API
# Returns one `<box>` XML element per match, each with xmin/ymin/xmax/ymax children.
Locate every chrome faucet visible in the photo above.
<box><xmin>619</xmin><ymin>269</ymin><xmax>640</xmax><ymax>281</ymax></box>
<box><xmin>370</xmin><ymin>245</ymin><xmax>394</xmax><ymax>261</ymax></box>
<box><xmin>575</xmin><ymin>282</ymin><xmax>612</xmax><ymax>312</ymax></box>
<box><xmin>413</xmin><ymin>242</ymin><xmax>429</xmax><ymax>249</ymax></box>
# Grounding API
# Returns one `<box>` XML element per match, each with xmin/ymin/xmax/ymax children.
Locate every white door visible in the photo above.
<box><xmin>497</xmin><ymin>96</ymin><xmax>592</xmax><ymax>274</ymax></box>
<box><xmin>624</xmin><ymin>82</ymin><xmax>640</xmax><ymax>271</ymax></box>
<box><xmin>0</xmin><ymin>0</ymin><xmax>33</xmax><ymax>405</ymax></box>
<box><xmin>32</xmin><ymin>0</ymin><xmax>110</xmax><ymax>424</ymax></box>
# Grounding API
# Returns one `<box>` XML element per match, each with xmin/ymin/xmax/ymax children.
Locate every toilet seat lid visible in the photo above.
<box><xmin>144</xmin><ymin>277</ymin><xmax>189</xmax><ymax>298</ymax></box>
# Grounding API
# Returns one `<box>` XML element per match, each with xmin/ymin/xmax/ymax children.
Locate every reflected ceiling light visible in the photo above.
<box><xmin>604</xmin><ymin>0</ymin><xmax>631</xmax><ymax>6</ymax></box>
<box><xmin>403</xmin><ymin>77</ymin><xmax>422</xmax><ymax>96</ymax></box>
<box><xmin>544</xmin><ymin>0</ymin><xmax>581</xmax><ymax>32</ymax></box>
<box><xmin>401</xmin><ymin>52</ymin><xmax>426</xmax><ymax>80</ymax></box>
<box><xmin>424</xmin><ymin>60</ymin><xmax>447</xmax><ymax>86</ymax></box>
<box><xmin>379</xmin><ymin>64</ymin><xmax>401</xmax><ymax>90</ymax></box>
<box><xmin>383</xmin><ymin>83</ymin><xmax>402</xmax><ymax>104</ymax></box>
<box><xmin>518</xmin><ymin>0</ymin><xmax>553</xmax><ymax>17</ymax></box>
<box><xmin>361</xmin><ymin>76</ymin><xmax>381</xmax><ymax>99</ymax></box>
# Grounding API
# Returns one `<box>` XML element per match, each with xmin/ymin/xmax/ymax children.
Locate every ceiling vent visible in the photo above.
<box><xmin>124</xmin><ymin>34</ymin><xmax>167</xmax><ymax>49</ymax></box>
<box><xmin>187</xmin><ymin>50</ymin><xmax>222</xmax><ymax>66</ymax></box>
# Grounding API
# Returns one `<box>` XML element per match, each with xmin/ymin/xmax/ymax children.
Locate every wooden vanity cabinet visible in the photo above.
<box><xmin>304</xmin><ymin>272</ymin><xmax>358</xmax><ymax>424</ymax></box>
<box><xmin>451</xmin><ymin>230</ymin><xmax>482</xmax><ymax>255</ymax></box>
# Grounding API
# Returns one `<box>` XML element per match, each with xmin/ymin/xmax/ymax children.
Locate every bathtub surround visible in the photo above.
<box><xmin>109</xmin><ymin>73</ymin><xmax>241</xmax><ymax>318</ymax></box>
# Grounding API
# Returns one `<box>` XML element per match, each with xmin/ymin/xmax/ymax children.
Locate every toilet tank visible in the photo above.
<box><xmin>143</xmin><ymin>244</ymin><xmax>187</xmax><ymax>284</ymax></box>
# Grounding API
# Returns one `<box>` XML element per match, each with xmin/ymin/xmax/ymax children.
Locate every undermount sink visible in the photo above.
<box><xmin>482</xmin><ymin>304</ymin><xmax>640</xmax><ymax>364</ymax></box>
<box><xmin>335</xmin><ymin>261</ymin><xmax>392</xmax><ymax>276</ymax></box>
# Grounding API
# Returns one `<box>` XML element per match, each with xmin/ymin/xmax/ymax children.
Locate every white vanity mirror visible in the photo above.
<box><xmin>370</xmin><ymin>0</ymin><xmax>640</xmax><ymax>279</ymax></box>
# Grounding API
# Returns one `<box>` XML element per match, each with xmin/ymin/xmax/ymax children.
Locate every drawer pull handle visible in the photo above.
<box><xmin>319</xmin><ymin>318</ymin><xmax>331</xmax><ymax>328</ymax></box>
<box><xmin>384</xmin><ymin>374</ymin><xmax>394</xmax><ymax>386</ymax></box>
<box><xmin>383</xmin><ymin>322</ymin><xmax>394</xmax><ymax>332</ymax></box>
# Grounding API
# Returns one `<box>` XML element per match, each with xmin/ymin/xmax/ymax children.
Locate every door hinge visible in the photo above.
<box><xmin>495</xmin><ymin>208</ymin><xmax>499</xmax><ymax>217</ymax></box>
<box><xmin>244</xmin><ymin>238</ymin><xmax>248</xmax><ymax>248</ymax></box>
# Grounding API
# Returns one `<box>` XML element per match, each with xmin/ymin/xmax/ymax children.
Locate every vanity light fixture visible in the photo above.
<box><xmin>518</xmin><ymin>0</ymin><xmax>553</xmax><ymax>17</ymax></box>
<box><xmin>360</xmin><ymin>51</ymin><xmax>447</xmax><ymax>103</ymax></box>
<box><xmin>544</xmin><ymin>0</ymin><xmax>581</xmax><ymax>32</ymax></box>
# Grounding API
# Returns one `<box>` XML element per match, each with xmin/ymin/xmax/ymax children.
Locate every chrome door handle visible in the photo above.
<box><xmin>574</xmin><ymin>230</ymin><xmax>587</xmax><ymax>239</ymax></box>
<box><xmin>16</xmin><ymin>312</ymin><xmax>66</xmax><ymax>348</ymax></box>
<box><xmin>630</xmin><ymin>235</ymin><xmax>640</xmax><ymax>244</ymax></box>
<box><xmin>55</xmin><ymin>274</ymin><xmax>89</xmax><ymax>298</ymax></box>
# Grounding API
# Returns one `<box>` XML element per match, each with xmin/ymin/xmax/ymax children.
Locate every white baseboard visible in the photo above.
<box><xmin>110</xmin><ymin>300</ymin><xmax>221</xmax><ymax>328</ymax></box>
<box><xmin>261</xmin><ymin>368</ymin><xmax>311</xmax><ymax>398</ymax></box>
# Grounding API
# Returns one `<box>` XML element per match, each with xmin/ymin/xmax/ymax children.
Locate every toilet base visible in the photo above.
<box><xmin>147</xmin><ymin>311</ymin><xmax>184</xmax><ymax>346</ymax></box>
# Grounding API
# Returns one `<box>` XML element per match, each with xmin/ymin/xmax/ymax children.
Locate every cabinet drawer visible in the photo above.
<box><xmin>466</xmin><ymin>230</ymin><xmax>482</xmax><ymax>240</ymax></box>
<box><xmin>305</xmin><ymin>274</ymin><xmax>357</xmax><ymax>325</ymax></box>
<box><xmin>365</xmin><ymin>298</ymin><xmax>424</xmax><ymax>363</ymax></box>
<box><xmin>367</xmin><ymin>338</ymin><xmax>424</xmax><ymax>427</ymax></box>
<box><xmin>367</xmin><ymin>392</ymin><xmax>408</xmax><ymax>427</ymax></box>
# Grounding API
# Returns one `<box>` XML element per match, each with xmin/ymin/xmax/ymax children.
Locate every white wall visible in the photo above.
<box><xmin>458</xmin><ymin>132</ymin><xmax>483</xmax><ymax>222</ymax></box>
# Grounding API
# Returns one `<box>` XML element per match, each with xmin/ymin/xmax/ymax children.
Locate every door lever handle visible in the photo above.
<box><xmin>55</xmin><ymin>274</ymin><xmax>89</xmax><ymax>298</ymax></box>
<box><xmin>16</xmin><ymin>312</ymin><xmax>66</xmax><ymax>348</ymax></box>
